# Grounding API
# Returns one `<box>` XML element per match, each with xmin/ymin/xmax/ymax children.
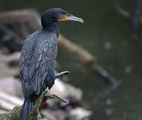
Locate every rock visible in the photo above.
<box><xmin>69</xmin><ymin>107</ymin><xmax>92</xmax><ymax>120</ymax></box>
<box><xmin>53</xmin><ymin>110</ymin><xmax>65</xmax><ymax>120</ymax></box>
<box><xmin>41</xmin><ymin>109</ymin><xmax>66</xmax><ymax>120</ymax></box>
<box><xmin>41</xmin><ymin>110</ymin><xmax>58</xmax><ymax>120</ymax></box>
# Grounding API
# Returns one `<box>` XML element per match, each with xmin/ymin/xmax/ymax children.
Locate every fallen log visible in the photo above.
<box><xmin>58</xmin><ymin>35</ymin><xmax>95</xmax><ymax>67</ymax></box>
<box><xmin>114</xmin><ymin>5</ymin><xmax>130</xmax><ymax>19</ymax></box>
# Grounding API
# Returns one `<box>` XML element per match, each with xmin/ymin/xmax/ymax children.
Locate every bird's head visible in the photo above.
<box><xmin>41</xmin><ymin>8</ymin><xmax>84</xmax><ymax>28</ymax></box>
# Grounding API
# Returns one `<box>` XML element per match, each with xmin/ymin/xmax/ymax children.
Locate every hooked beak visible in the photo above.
<box><xmin>67</xmin><ymin>15</ymin><xmax>84</xmax><ymax>23</ymax></box>
<box><xmin>59</xmin><ymin>14</ymin><xmax>84</xmax><ymax>23</ymax></box>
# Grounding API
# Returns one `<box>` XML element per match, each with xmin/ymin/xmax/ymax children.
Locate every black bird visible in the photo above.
<box><xmin>19</xmin><ymin>8</ymin><xmax>83</xmax><ymax>120</ymax></box>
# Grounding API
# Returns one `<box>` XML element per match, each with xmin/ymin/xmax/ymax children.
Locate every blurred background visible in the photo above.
<box><xmin>0</xmin><ymin>0</ymin><xmax>142</xmax><ymax>120</ymax></box>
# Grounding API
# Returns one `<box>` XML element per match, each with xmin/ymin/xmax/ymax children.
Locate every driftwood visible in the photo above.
<box><xmin>58</xmin><ymin>35</ymin><xmax>95</xmax><ymax>67</ymax></box>
<box><xmin>114</xmin><ymin>5</ymin><xmax>130</xmax><ymax>19</ymax></box>
<box><xmin>0</xmin><ymin>9</ymin><xmax>119</xmax><ymax>89</ymax></box>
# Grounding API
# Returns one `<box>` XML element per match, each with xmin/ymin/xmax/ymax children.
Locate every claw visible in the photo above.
<box><xmin>55</xmin><ymin>71</ymin><xmax>70</xmax><ymax>78</ymax></box>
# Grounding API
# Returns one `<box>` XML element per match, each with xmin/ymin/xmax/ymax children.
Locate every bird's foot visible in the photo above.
<box><xmin>45</xmin><ymin>94</ymin><xmax>69</xmax><ymax>103</ymax></box>
<box><xmin>55</xmin><ymin>71</ymin><xmax>70</xmax><ymax>78</ymax></box>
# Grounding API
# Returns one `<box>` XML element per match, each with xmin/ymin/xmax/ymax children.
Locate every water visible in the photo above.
<box><xmin>0</xmin><ymin>0</ymin><xmax>142</xmax><ymax>119</ymax></box>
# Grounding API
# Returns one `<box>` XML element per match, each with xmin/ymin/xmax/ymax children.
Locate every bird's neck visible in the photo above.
<box><xmin>43</xmin><ymin>23</ymin><xmax>59</xmax><ymax>38</ymax></box>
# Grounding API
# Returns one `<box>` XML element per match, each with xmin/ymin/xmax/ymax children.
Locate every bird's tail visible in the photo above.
<box><xmin>19</xmin><ymin>99</ymin><xmax>34</xmax><ymax>120</ymax></box>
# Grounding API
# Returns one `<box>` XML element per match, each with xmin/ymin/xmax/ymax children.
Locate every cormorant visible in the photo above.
<box><xmin>19</xmin><ymin>8</ymin><xmax>83</xmax><ymax>120</ymax></box>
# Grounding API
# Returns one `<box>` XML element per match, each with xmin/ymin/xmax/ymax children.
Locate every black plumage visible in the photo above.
<box><xmin>19</xmin><ymin>8</ymin><xmax>83</xmax><ymax>120</ymax></box>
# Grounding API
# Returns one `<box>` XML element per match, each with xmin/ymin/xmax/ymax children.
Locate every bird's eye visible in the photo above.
<box><xmin>65</xmin><ymin>12</ymin><xmax>71</xmax><ymax>16</ymax></box>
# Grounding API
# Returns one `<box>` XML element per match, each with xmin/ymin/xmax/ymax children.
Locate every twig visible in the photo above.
<box><xmin>45</xmin><ymin>94</ymin><xmax>68</xmax><ymax>103</ymax></box>
<box><xmin>114</xmin><ymin>5</ymin><xmax>130</xmax><ymax>19</ymax></box>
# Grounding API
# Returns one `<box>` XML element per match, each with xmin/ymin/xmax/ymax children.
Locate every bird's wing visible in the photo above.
<box><xmin>20</xmin><ymin>30</ymin><xmax>57</xmax><ymax>97</ymax></box>
<box><xmin>31</xmin><ymin>32</ymin><xmax>57</xmax><ymax>95</ymax></box>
